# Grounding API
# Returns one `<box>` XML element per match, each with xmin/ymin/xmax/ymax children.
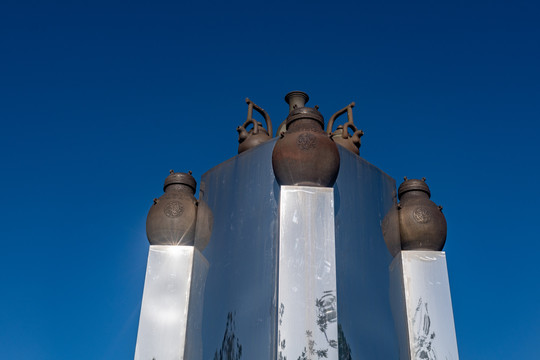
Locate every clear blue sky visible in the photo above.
<box><xmin>1</xmin><ymin>0</ymin><xmax>538</xmax><ymax>359</ymax></box>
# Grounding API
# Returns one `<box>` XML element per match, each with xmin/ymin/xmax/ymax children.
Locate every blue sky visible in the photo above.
<box><xmin>1</xmin><ymin>0</ymin><xmax>538</xmax><ymax>358</ymax></box>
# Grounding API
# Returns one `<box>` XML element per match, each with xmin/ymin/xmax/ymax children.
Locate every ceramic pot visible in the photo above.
<box><xmin>272</xmin><ymin>91</ymin><xmax>340</xmax><ymax>187</ymax></box>
<box><xmin>237</xmin><ymin>98</ymin><xmax>273</xmax><ymax>153</ymax></box>
<box><xmin>146</xmin><ymin>171</ymin><xmax>198</xmax><ymax>245</ymax></box>
<box><xmin>397</xmin><ymin>178</ymin><xmax>447</xmax><ymax>251</ymax></box>
<box><xmin>326</xmin><ymin>102</ymin><xmax>364</xmax><ymax>155</ymax></box>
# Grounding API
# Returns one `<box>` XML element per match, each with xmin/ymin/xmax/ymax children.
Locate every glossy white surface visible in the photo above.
<box><xmin>134</xmin><ymin>245</ymin><xmax>208</xmax><ymax>360</ymax></box>
<box><xmin>278</xmin><ymin>186</ymin><xmax>339</xmax><ymax>360</ymax></box>
<box><xmin>390</xmin><ymin>251</ymin><xmax>459</xmax><ymax>360</ymax></box>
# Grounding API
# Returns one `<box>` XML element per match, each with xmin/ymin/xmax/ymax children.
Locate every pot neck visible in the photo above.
<box><xmin>399</xmin><ymin>190</ymin><xmax>430</xmax><ymax>201</ymax></box>
<box><xmin>165</xmin><ymin>184</ymin><xmax>195</xmax><ymax>194</ymax></box>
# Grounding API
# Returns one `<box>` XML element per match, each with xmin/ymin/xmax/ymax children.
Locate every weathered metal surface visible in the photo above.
<box><xmin>146</xmin><ymin>170</ymin><xmax>198</xmax><ymax>246</ymax></box>
<box><xmin>199</xmin><ymin>139</ymin><xmax>280</xmax><ymax>360</ymax></box>
<box><xmin>272</xmin><ymin>91</ymin><xmax>340</xmax><ymax>187</ymax></box>
<box><xmin>134</xmin><ymin>245</ymin><xmax>209</xmax><ymax>360</ymax></box>
<box><xmin>277</xmin><ymin>186</ymin><xmax>339</xmax><ymax>360</ymax></box>
<box><xmin>333</xmin><ymin>147</ymin><xmax>400</xmax><ymax>359</ymax></box>
<box><xmin>397</xmin><ymin>178</ymin><xmax>447</xmax><ymax>251</ymax></box>
<box><xmin>237</xmin><ymin>97</ymin><xmax>273</xmax><ymax>153</ymax></box>
<box><xmin>327</xmin><ymin>102</ymin><xmax>364</xmax><ymax>155</ymax></box>
<box><xmin>389</xmin><ymin>251</ymin><xmax>459</xmax><ymax>360</ymax></box>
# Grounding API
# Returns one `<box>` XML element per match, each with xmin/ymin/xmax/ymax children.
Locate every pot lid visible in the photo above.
<box><xmin>163</xmin><ymin>170</ymin><xmax>197</xmax><ymax>192</ymax></box>
<box><xmin>286</xmin><ymin>106</ymin><xmax>324</xmax><ymax>128</ymax></box>
<box><xmin>398</xmin><ymin>177</ymin><xmax>431</xmax><ymax>199</ymax></box>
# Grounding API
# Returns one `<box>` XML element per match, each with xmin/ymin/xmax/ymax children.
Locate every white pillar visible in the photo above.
<box><xmin>389</xmin><ymin>251</ymin><xmax>459</xmax><ymax>360</ymax></box>
<box><xmin>135</xmin><ymin>245</ymin><xmax>209</xmax><ymax>360</ymax></box>
<box><xmin>277</xmin><ymin>186</ymin><xmax>339</xmax><ymax>360</ymax></box>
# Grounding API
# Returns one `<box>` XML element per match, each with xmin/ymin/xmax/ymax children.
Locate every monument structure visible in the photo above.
<box><xmin>134</xmin><ymin>91</ymin><xmax>459</xmax><ymax>360</ymax></box>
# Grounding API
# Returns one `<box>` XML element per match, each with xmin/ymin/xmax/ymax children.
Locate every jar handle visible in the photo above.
<box><xmin>326</xmin><ymin>102</ymin><xmax>355</xmax><ymax>135</ymax></box>
<box><xmin>239</xmin><ymin>118</ymin><xmax>259</xmax><ymax>135</ymax></box>
<box><xmin>344</xmin><ymin>122</ymin><xmax>364</xmax><ymax>145</ymax></box>
<box><xmin>245</xmin><ymin>98</ymin><xmax>273</xmax><ymax>136</ymax></box>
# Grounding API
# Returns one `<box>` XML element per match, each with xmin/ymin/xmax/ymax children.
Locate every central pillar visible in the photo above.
<box><xmin>277</xmin><ymin>186</ymin><xmax>339</xmax><ymax>360</ymax></box>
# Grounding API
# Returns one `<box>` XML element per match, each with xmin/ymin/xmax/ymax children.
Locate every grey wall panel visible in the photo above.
<box><xmin>334</xmin><ymin>147</ymin><xmax>400</xmax><ymax>359</ymax></box>
<box><xmin>199</xmin><ymin>139</ymin><xmax>279</xmax><ymax>360</ymax></box>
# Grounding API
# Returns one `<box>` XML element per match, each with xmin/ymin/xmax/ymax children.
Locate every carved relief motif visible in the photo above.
<box><xmin>412</xmin><ymin>207</ymin><xmax>432</xmax><ymax>224</ymax></box>
<box><xmin>164</xmin><ymin>201</ymin><xmax>184</xmax><ymax>218</ymax></box>
<box><xmin>296</xmin><ymin>133</ymin><xmax>317</xmax><ymax>150</ymax></box>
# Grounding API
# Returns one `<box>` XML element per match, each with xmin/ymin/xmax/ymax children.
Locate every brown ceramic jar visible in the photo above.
<box><xmin>330</xmin><ymin>123</ymin><xmax>364</xmax><ymax>155</ymax></box>
<box><xmin>272</xmin><ymin>91</ymin><xmax>340</xmax><ymax>187</ymax></box>
<box><xmin>237</xmin><ymin>120</ymin><xmax>271</xmax><ymax>153</ymax></box>
<box><xmin>237</xmin><ymin>98</ymin><xmax>273</xmax><ymax>154</ymax></box>
<box><xmin>397</xmin><ymin>178</ymin><xmax>447</xmax><ymax>251</ymax></box>
<box><xmin>146</xmin><ymin>171</ymin><xmax>198</xmax><ymax>246</ymax></box>
<box><xmin>326</xmin><ymin>102</ymin><xmax>364</xmax><ymax>155</ymax></box>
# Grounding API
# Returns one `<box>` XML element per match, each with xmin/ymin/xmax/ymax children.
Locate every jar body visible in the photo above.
<box><xmin>331</xmin><ymin>127</ymin><xmax>359</xmax><ymax>154</ymax></box>
<box><xmin>398</xmin><ymin>193</ymin><xmax>447</xmax><ymax>251</ymax></box>
<box><xmin>238</xmin><ymin>126</ymin><xmax>271</xmax><ymax>153</ymax></box>
<box><xmin>146</xmin><ymin>185</ymin><xmax>198</xmax><ymax>245</ymax></box>
<box><xmin>272</xmin><ymin>119</ymin><xmax>340</xmax><ymax>187</ymax></box>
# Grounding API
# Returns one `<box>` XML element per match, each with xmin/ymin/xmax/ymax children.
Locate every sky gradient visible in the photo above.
<box><xmin>1</xmin><ymin>0</ymin><xmax>539</xmax><ymax>359</ymax></box>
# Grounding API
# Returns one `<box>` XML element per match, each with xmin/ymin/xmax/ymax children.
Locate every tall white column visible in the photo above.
<box><xmin>277</xmin><ymin>186</ymin><xmax>339</xmax><ymax>360</ymax></box>
<box><xmin>135</xmin><ymin>245</ymin><xmax>209</xmax><ymax>360</ymax></box>
<box><xmin>390</xmin><ymin>251</ymin><xmax>459</xmax><ymax>360</ymax></box>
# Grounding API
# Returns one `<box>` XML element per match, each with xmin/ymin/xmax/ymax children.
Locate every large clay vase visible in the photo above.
<box><xmin>272</xmin><ymin>91</ymin><xmax>340</xmax><ymax>187</ymax></box>
<box><xmin>397</xmin><ymin>178</ymin><xmax>447</xmax><ymax>251</ymax></box>
<box><xmin>146</xmin><ymin>170</ymin><xmax>198</xmax><ymax>246</ymax></box>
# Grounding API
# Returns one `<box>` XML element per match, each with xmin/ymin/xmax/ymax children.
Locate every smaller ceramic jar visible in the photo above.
<box><xmin>146</xmin><ymin>170</ymin><xmax>198</xmax><ymax>246</ymax></box>
<box><xmin>326</xmin><ymin>102</ymin><xmax>364</xmax><ymax>155</ymax></box>
<box><xmin>237</xmin><ymin>98</ymin><xmax>273</xmax><ymax>153</ymax></box>
<box><xmin>397</xmin><ymin>178</ymin><xmax>447</xmax><ymax>251</ymax></box>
